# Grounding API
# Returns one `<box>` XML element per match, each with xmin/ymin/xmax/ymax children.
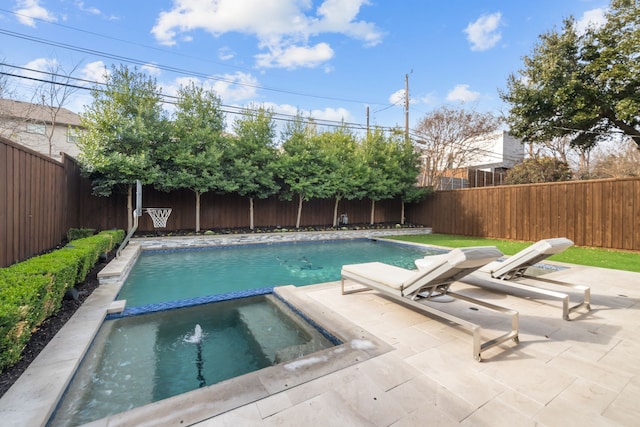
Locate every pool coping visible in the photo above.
<box><xmin>0</xmin><ymin>229</ymin><xmax>429</xmax><ymax>427</ymax></box>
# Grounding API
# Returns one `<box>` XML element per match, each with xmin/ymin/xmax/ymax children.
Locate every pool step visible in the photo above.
<box><xmin>236</xmin><ymin>302</ymin><xmax>309</xmax><ymax>364</ymax></box>
<box><xmin>274</xmin><ymin>342</ymin><xmax>321</xmax><ymax>364</ymax></box>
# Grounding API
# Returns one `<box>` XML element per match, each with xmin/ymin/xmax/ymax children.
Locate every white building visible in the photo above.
<box><xmin>462</xmin><ymin>130</ymin><xmax>524</xmax><ymax>172</ymax></box>
<box><xmin>0</xmin><ymin>99</ymin><xmax>83</xmax><ymax>161</ymax></box>
<box><xmin>417</xmin><ymin>130</ymin><xmax>525</xmax><ymax>189</ymax></box>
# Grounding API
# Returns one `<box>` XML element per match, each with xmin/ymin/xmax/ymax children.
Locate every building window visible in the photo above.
<box><xmin>67</xmin><ymin>130</ymin><xmax>79</xmax><ymax>144</ymax></box>
<box><xmin>26</xmin><ymin>123</ymin><xmax>46</xmax><ymax>135</ymax></box>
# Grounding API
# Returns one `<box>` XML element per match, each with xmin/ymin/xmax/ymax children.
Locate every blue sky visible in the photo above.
<box><xmin>0</xmin><ymin>0</ymin><xmax>609</xmax><ymax>134</ymax></box>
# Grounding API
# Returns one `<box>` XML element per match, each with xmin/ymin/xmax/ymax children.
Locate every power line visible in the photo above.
<box><xmin>2</xmin><ymin>63</ymin><xmax>533</xmax><ymax>163</ymax></box>
<box><xmin>0</xmin><ymin>66</ymin><xmax>381</xmax><ymax>133</ymax></box>
<box><xmin>2</xmin><ymin>64</ymin><xmax>529</xmax><ymax>162</ymax></box>
<box><xmin>0</xmin><ymin>27</ymin><xmax>386</xmax><ymax>107</ymax></box>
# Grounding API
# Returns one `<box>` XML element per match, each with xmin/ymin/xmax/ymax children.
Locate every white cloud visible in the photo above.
<box><xmin>218</xmin><ymin>47</ymin><xmax>235</xmax><ymax>61</ymax></box>
<box><xmin>151</xmin><ymin>0</ymin><xmax>382</xmax><ymax>69</ymax></box>
<box><xmin>446</xmin><ymin>84</ymin><xmax>480</xmax><ymax>103</ymax></box>
<box><xmin>17</xmin><ymin>58</ymin><xmax>56</xmax><ymax>90</ymax></box>
<box><xmin>165</xmin><ymin>71</ymin><xmax>259</xmax><ymax>104</ymax></box>
<box><xmin>14</xmin><ymin>0</ymin><xmax>57</xmax><ymax>27</ymax></box>
<box><xmin>261</xmin><ymin>102</ymin><xmax>299</xmax><ymax>117</ymax></box>
<box><xmin>388</xmin><ymin>88</ymin><xmax>432</xmax><ymax>106</ymax></box>
<box><xmin>75</xmin><ymin>1</ymin><xmax>101</xmax><ymax>15</ymax></box>
<box><xmin>262</xmin><ymin>102</ymin><xmax>354</xmax><ymax>124</ymax></box>
<box><xmin>255</xmin><ymin>42</ymin><xmax>334</xmax><ymax>69</ymax></box>
<box><xmin>23</xmin><ymin>57</ymin><xmax>56</xmax><ymax>72</ymax></box>
<box><xmin>575</xmin><ymin>8</ymin><xmax>607</xmax><ymax>35</ymax></box>
<box><xmin>388</xmin><ymin>88</ymin><xmax>405</xmax><ymax>105</ymax></box>
<box><xmin>209</xmin><ymin>71</ymin><xmax>259</xmax><ymax>102</ymax></box>
<box><xmin>464</xmin><ymin>12</ymin><xmax>502</xmax><ymax>51</ymax></box>
<box><xmin>74</xmin><ymin>1</ymin><xmax>119</xmax><ymax>20</ymax></box>
<box><xmin>308</xmin><ymin>106</ymin><xmax>354</xmax><ymax>123</ymax></box>
<box><xmin>141</xmin><ymin>63</ymin><xmax>162</xmax><ymax>76</ymax></box>
<box><xmin>80</xmin><ymin>61</ymin><xmax>109</xmax><ymax>84</ymax></box>
<box><xmin>313</xmin><ymin>0</ymin><xmax>383</xmax><ymax>47</ymax></box>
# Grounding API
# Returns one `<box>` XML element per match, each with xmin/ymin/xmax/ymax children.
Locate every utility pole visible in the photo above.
<box><xmin>366</xmin><ymin>105</ymin><xmax>370</xmax><ymax>136</ymax></box>
<box><xmin>404</xmin><ymin>72</ymin><xmax>410</xmax><ymax>142</ymax></box>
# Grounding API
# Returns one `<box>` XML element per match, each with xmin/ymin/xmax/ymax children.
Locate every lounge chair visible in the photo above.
<box><xmin>418</xmin><ymin>238</ymin><xmax>590</xmax><ymax>320</ymax></box>
<box><xmin>341</xmin><ymin>246</ymin><xmax>519</xmax><ymax>362</ymax></box>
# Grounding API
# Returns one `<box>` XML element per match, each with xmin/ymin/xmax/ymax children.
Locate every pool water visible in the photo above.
<box><xmin>49</xmin><ymin>295</ymin><xmax>335</xmax><ymax>427</ymax></box>
<box><xmin>118</xmin><ymin>239</ymin><xmax>440</xmax><ymax>307</ymax></box>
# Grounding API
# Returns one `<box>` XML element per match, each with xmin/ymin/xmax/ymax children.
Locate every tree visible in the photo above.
<box><xmin>591</xmin><ymin>138</ymin><xmax>640</xmax><ymax>178</ymax></box>
<box><xmin>155</xmin><ymin>83</ymin><xmax>226</xmax><ymax>232</ymax></box>
<box><xmin>0</xmin><ymin>60</ymin><xmax>18</xmax><ymax>100</ymax></box>
<box><xmin>0</xmin><ymin>60</ymin><xmax>80</xmax><ymax>156</ymax></box>
<box><xmin>277</xmin><ymin>115</ymin><xmax>332</xmax><ymax>229</ymax></box>
<box><xmin>414</xmin><ymin>106</ymin><xmax>501</xmax><ymax>189</ymax></box>
<box><xmin>314</xmin><ymin>126</ymin><xmax>367</xmax><ymax>227</ymax></box>
<box><xmin>34</xmin><ymin>59</ymin><xmax>80</xmax><ymax>157</ymax></box>
<box><xmin>531</xmin><ymin>135</ymin><xmax>594</xmax><ymax>179</ymax></box>
<box><xmin>360</xmin><ymin>128</ymin><xmax>401</xmax><ymax>225</ymax></box>
<box><xmin>394</xmin><ymin>132</ymin><xmax>429</xmax><ymax>224</ymax></box>
<box><xmin>78</xmin><ymin>65</ymin><xmax>168</xmax><ymax>230</ymax></box>
<box><xmin>501</xmin><ymin>1</ymin><xmax>640</xmax><ymax>151</ymax></box>
<box><xmin>228</xmin><ymin>105</ymin><xmax>280</xmax><ymax>230</ymax></box>
<box><xmin>505</xmin><ymin>157</ymin><xmax>573</xmax><ymax>184</ymax></box>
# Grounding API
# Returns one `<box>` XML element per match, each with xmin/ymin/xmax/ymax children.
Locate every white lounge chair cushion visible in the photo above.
<box><xmin>416</xmin><ymin>247</ymin><xmax>504</xmax><ymax>271</ymax></box>
<box><xmin>344</xmin><ymin>246</ymin><xmax>503</xmax><ymax>293</ymax></box>
<box><xmin>479</xmin><ymin>237</ymin><xmax>573</xmax><ymax>275</ymax></box>
<box><xmin>342</xmin><ymin>262</ymin><xmax>414</xmax><ymax>290</ymax></box>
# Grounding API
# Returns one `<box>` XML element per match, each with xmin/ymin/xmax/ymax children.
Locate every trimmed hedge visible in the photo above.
<box><xmin>0</xmin><ymin>229</ymin><xmax>124</xmax><ymax>372</ymax></box>
<box><xmin>66</xmin><ymin>228</ymin><xmax>96</xmax><ymax>242</ymax></box>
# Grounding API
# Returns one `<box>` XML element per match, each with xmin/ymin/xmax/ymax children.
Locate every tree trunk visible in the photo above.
<box><xmin>296</xmin><ymin>194</ymin><xmax>303</xmax><ymax>229</ymax></box>
<box><xmin>127</xmin><ymin>184</ymin><xmax>133</xmax><ymax>231</ymax></box>
<box><xmin>400</xmin><ymin>200</ymin><xmax>405</xmax><ymax>225</ymax></box>
<box><xmin>332</xmin><ymin>197</ymin><xmax>341</xmax><ymax>227</ymax></box>
<box><xmin>249</xmin><ymin>197</ymin><xmax>255</xmax><ymax>230</ymax></box>
<box><xmin>195</xmin><ymin>191</ymin><xmax>201</xmax><ymax>232</ymax></box>
<box><xmin>370</xmin><ymin>199</ymin><xmax>375</xmax><ymax>225</ymax></box>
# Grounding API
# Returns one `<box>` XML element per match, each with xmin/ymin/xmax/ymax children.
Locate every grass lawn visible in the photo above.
<box><xmin>388</xmin><ymin>233</ymin><xmax>640</xmax><ymax>273</ymax></box>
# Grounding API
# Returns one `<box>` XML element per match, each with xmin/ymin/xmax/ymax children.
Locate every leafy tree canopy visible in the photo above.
<box><xmin>78</xmin><ymin>64</ymin><xmax>168</xmax><ymax>196</ymax></box>
<box><xmin>277</xmin><ymin>115</ymin><xmax>332</xmax><ymax>202</ymax></box>
<box><xmin>155</xmin><ymin>82</ymin><xmax>225</xmax><ymax>194</ymax></box>
<box><xmin>501</xmin><ymin>0</ymin><xmax>640</xmax><ymax>150</ymax></box>
<box><xmin>360</xmin><ymin>128</ymin><xmax>402</xmax><ymax>202</ymax></box>
<box><xmin>227</xmin><ymin>105</ymin><xmax>280</xmax><ymax>199</ymax></box>
<box><xmin>414</xmin><ymin>106</ymin><xmax>501</xmax><ymax>188</ymax></box>
<box><xmin>505</xmin><ymin>157</ymin><xmax>573</xmax><ymax>184</ymax></box>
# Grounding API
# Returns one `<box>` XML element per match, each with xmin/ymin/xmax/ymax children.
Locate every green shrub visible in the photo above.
<box><xmin>0</xmin><ymin>229</ymin><xmax>125</xmax><ymax>373</ymax></box>
<box><xmin>0</xmin><ymin>271</ymin><xmax>56</xmax><ymax>369</ymax></box>
<box><xmin>66</xmin><ymin>228</ymin><xmax>96</xmax><ymax>241</ymax></box>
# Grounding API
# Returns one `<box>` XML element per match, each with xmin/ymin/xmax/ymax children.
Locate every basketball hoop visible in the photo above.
<box><xmin>145</xmin><ymin>208</ymin><xmax>172</xmax><ymax>228</ymax></box>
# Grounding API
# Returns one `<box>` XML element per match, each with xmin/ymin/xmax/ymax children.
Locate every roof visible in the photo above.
<box><xmin>0</xmin><ymin>99</ymin><xmax>82</xmax><ymax>127</ymax></box>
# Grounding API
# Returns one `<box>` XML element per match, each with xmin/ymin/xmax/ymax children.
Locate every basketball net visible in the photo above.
<box><xmin>146</xmin><ymin>208</ymin><xmax>172</xmax><ymax>228</ymax></box>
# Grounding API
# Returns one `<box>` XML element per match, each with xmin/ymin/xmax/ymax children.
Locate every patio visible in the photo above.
<box><xmin>194</xmin><ymin>261</ymin><xmax>639</xmax><ymax>426</ymax></box>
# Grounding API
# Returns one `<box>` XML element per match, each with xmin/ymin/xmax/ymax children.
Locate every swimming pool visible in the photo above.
<box><xmin>49</xmin><ymin>294</ymin><xmax>337</xmax><ymax>426</ymax></box>
<box><xmin>48</xmin><ymin>238</ymin><xmax>434</xmax><ymax>426</ymax></box>
<box><xmin>117</xmin><ymin>239</ymin><xmax>442</xmax><ymax>307</ymax></box>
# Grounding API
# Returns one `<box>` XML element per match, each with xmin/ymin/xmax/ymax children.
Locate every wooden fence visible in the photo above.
<box><xmin>406</xmin><ymin>178</ymin><xmax>640</xmax><ymax>251</ymax></box>
<box><xmin>72</xmin><ymin>185</ymin><xmax>403</xmax><ymax>233</ymax></box>
<box><xmin>0</xmin><ymin>137</ymin><xmax>69</xmax><ymax>267</ymax></box>
<box><xmin>2</xmin><ymin>134</ymin><xmax>639</xmax><ymax>267</ymax></box>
